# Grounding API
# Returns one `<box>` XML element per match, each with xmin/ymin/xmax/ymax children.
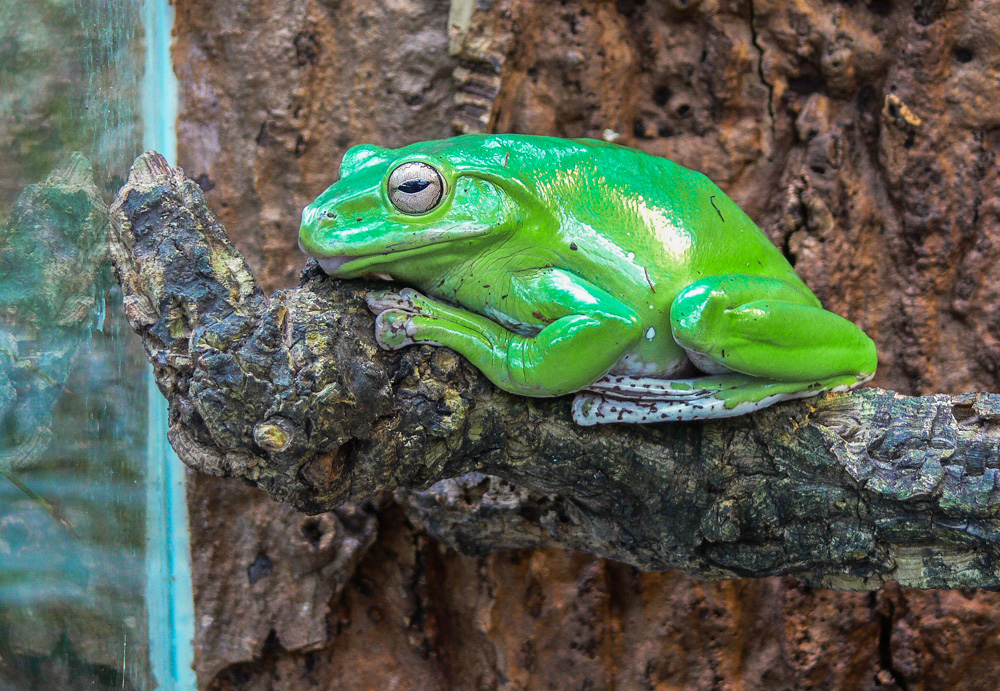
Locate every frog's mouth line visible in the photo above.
<box><xmin>318</xmin><ymin>255</ymin><xmax>394</xmax><ymax>281</ymax></box>
<box><xmin>297</xmin><ymin>238</ymin><xmax>350</xmax><ymax>273</ymax></box>
<box><xmin>298</xmin><ymin>223</ymin><xmax>494</xmax><ymax>277</ymax></box>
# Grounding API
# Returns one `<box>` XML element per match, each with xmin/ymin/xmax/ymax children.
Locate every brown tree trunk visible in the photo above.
<box><xmin>169</xmin><ymin>0</ymin><xmax>1000</xmax><ymax>688</ymax></box>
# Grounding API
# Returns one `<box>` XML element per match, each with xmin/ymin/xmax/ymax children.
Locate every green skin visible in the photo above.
<box><xmin>299</xmin><ymin>134</ymin><xmax>877</xmax><ymax>425</ymax></box>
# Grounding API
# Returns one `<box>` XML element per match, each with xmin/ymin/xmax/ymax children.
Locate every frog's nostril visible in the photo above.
<box><xmin>325</xmin><ymin>211</ymin><xmax>336</xmax><ymax>219</ymax></box>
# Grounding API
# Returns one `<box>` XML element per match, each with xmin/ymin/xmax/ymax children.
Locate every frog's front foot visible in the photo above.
<box><xmin>366</xmin><ymin>287</ymin><xmax>425</xmax><ymax>316</ymax></box>
<box><xmin>367</xmin><ymin>288</ymin><xmax>445</xmax><ymax>350</ymax></box>
<box><xmin>373</xmin><ymin>310</ymin><xmax>418</xmax><ymax>350</ymax></box>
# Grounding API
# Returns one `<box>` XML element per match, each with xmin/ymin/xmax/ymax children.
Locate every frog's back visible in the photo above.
<box><xmin>410</xmin><ymin>134</ymin><xmax>812</xmax><ymax>300</ymax></box>
<box><xmin>505</xmin><ymin>135</ymin><xmax>810</xmax><ymax>296</ymax></box>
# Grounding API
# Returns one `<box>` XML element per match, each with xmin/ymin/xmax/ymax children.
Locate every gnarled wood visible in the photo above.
<box><xmin>110</xmin><ymin>151</ymin><xmax>1000</xmax><ymax>590</ymax></box>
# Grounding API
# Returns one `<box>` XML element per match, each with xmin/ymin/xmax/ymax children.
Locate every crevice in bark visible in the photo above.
<box><xmin>876</xmin><ymin>597</ymin><xmax>909</xmax><ymax>691</ymax></box>
<box><xmin>747</xmin><ymin>0</ymin><xmax>775</xmax><ymax>134</ymax></box>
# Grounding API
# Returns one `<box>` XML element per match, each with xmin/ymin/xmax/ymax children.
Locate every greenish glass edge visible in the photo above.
<box><xmin>142</xmin><ymin>0</ymin><xmax>195</xmax><ymax>689</ymax></box>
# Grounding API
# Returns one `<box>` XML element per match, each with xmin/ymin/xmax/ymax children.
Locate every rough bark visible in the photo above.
<box><xmin>168</xmin><ymin>0</ymin><xmax>1000</xmax><ymax>688</ymax></box>
<box><xmin>186</xmin><ymin>475</ymin><xmax>378</xmax><ymax>682</ymax></box>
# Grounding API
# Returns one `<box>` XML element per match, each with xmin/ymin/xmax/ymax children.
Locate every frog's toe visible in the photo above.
<box><xmin>373</xmin><ymin>310</ymin><xmax>417</xmax><ymax>350</ymax></box>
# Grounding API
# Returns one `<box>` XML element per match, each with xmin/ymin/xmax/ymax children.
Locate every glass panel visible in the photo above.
<box><xmin>0</xmin><ymin>1</ymin><xmax>190</xmax><ymax>688</ymax></box>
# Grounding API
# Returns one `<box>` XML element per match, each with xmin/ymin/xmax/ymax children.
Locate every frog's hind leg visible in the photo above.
<box><xmin>571</xmin><ymin>273</ymin><xmax>878</xmax><ymax>425</ymax></box>
<box><xmin>669</xmin><ymin>274</ymin><xmax>877</xmax><ymax>384</ymax></box>
<box><xmin>572</xmin><ymin>372</ymin><xmax>863</xmax><ymax>425</ymax></box>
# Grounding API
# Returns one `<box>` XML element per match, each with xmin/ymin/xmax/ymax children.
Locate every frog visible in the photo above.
<box><xmin>298</xmin><ymin>134</ymin><xmax>877</xmax><ymax>425</ymax></box>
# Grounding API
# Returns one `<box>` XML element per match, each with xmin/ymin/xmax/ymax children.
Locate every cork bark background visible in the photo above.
<box><xmin>171</xmin><ymin>0</ymin><xmax>1000</xmax><ymax>689</ymax></box>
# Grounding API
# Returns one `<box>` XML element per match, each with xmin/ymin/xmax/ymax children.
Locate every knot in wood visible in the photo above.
<box><xmin>253</xmin><ymin>418</ymin><xmax>293</xmax><ymax>453</ymax></box>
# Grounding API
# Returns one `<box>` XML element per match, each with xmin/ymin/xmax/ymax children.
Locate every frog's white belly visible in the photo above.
<box><xmin>683</xmin><ymin>350</ymin><xmax>732</xmax><ymax>375</ymax></box>
<box><xmin>608</xmin><ymin>351</ymin><xmax>692</xmax><ymax>378</ymax></box>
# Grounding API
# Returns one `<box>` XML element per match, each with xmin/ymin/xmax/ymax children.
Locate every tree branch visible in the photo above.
<box><xmin>109</xmin><ymin>151</ymin><xmax>1000</xmax><ymax>589</ymax></box>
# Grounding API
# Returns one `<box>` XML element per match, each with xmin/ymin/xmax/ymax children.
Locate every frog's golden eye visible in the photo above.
<box><xmin>387</xmin><ymin>162</ymin><xmax>444</xmax><ymax>214</ymax></box>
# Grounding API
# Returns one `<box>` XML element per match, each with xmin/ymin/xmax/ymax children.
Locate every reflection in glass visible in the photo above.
<box><xmin>0</xmin><ymin>0</ymin><xmax>169</xmax><ymax>688</ymax></box>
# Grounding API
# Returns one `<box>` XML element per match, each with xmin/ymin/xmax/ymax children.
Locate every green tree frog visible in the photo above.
<box><xmin>299</xmin><ymin>134</ymin><xmax>876</xmax><ymax>425</ymax></box>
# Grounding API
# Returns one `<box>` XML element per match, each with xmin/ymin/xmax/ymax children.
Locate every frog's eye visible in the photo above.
<box><xmin>387</xmin><ymin>162</ymin><xmax>445</xmax><ymax>214</ymax></box>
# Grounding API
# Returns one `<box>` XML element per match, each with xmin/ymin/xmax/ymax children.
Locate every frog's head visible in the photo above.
<box><xmin>299</xmin><ymin>137</ymin><xmax>537</xmax><ymax>279</ymax></box>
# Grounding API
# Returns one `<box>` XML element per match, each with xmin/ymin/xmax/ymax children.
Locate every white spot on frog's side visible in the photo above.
<box><xmin>645</xmin><ymin>327</ymin><xmax>656</xmax><ymax>340</ymax></box>
<box><xmin>626</xmin><ymin>251</ymin><xmax>636</xmax><ymax>260</ymax></box>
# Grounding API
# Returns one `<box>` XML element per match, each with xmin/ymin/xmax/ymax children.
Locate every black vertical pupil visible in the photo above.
<box><xmin>397</xmin><ymin>179</ymin><xmax>431</xmax><ymax>194</ymax></box>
